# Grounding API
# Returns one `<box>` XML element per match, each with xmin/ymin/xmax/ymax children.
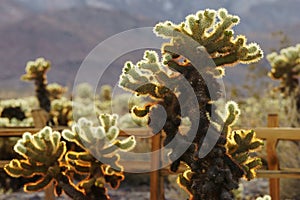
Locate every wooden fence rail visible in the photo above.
<box><xmin>1</xmin><ymin>113</ymin><xmax>300</xmax><ymax>200</ymax></box>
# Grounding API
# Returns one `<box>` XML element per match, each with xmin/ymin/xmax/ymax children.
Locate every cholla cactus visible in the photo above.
<box><xmin>155</xmin><ymin>8</ymin><xmax>262</xmax><ymax>67</ymax></box>
<box><xmin>267</xmin><ymin>44</ymin><xmax>300</xmax><ymax>95</ymax></box>
<box><xmin>0</xmin><ymin>99</ymin><xmax>27</xmax><ymax>121</ymax></box>
<box><xmin>267</xmin><ymin>44</ymin><xmax>300</xmax><ymax>126</ymax></box>
<box><xmin>96</xmin><ymin>85</ymin><xmax>112</xmax><ymax>114</ymax></box>
<box><xmin>4</xmin><ymin>114</ymin><xmax>135</xmax><ymax>200</ymax></box>
<box><xmin>0</xmin><ymin>118</ymin><xmax>9</xmax><ymax>127</ymax></box>
<box><xmin>99</xmin><ymin>85</ymin><xmax>112</xmax><ymax>102</ymax></box>
<box><xmin>73</xmin><ymin>83</ymin><xmax>100</xmax><ymax>122</ymax></box>
<box><xmin>226</xmin><ymin>129</ymin><xmax>263</xmax><ymax>180</ymax></box>
<box><xmin>256</xmin><ymin>195</ymin><xmax>271</xmax><ymax>200</ymax></box>
<box><xmin>62</xmin><ymin>114</ymin><xmax>136</xmax><ymax>200</ymax></box>
<box><xmin>47</xmin><ymin>83</ymin><xmax>67</xmax><ymax>100</ymax></box>
<box><xmin>177</xmin><ymin>101</ymin><xmax>263</xmax><ymax>198</ymax></box>
<box><xmin>0</xmin><ymin>98</ymin><xmax>35</xmax><ymax>127</ymax></box>
<box><xmin>51</xmin><ymin>97</ymin><xmax>73</xmax><ymax>126</ymax></box>
<box><xmin>75</xmin><ymin>83</ymin><xmax>93</xmax><ymax>100</ymax></box>
<box><xmin>4</xmin><ymin>127</ymin><xmax>67</xmax><ymax>192</ymax></box>
<box><xmin>119</xmin><ymin>8</ymin><xmax>263</xmax><ymax>200</ymax></box>
<box><xmin>21</xmin><ymin>58</ymin><xmax>51</xmax><ymax>112</ymax></box>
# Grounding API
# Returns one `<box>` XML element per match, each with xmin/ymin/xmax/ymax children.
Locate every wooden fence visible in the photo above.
<box><xmin>1</xmin><ymin>113</ymin><xmax>300</xmax><ymax>200</ymax></box>
<box><xmin>254</xmin><ymin>114</ymin><xmax>300</xmax><ymax>200</ymax></box>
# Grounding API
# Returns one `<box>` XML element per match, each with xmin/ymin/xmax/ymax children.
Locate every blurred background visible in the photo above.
<box><xmin>0</xmin><ymin>0</ymin><xmax>299</xmax><ymax>98</ymax></box>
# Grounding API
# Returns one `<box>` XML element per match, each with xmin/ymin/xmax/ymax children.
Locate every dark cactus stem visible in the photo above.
<box><xmin>162</xmin><ymin>59</ymin><xmax>244</xmax><ymax>200</ymax></box>
<box><xmin>86</xmin><ymin>163</ymin><xmax>110</xmax><ymax>200</ymax></box>
<box><xmin>55</xmin><ymin>173</ymin><xmax>90</xmax><ymax>200</ymax></box>
<box><xmin>35</xmin><ymin>74</ymin><xmax>51</xmax><ymax>112</ymax></box>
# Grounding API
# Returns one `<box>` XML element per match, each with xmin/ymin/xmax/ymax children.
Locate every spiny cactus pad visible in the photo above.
<box><xmin>5</xmin><ymin>115</ymin><xmax>136</xmax><ymax>199</ymax></box>
<box><xmin>62</xmin><ymin>114</ymin><xmax>136</xmax><ymax>199</ymax></box>
<box><xmin>119</xmin><ymin>50</ymin><xmax>178</xmax><ymax>100</ymax></box>
<box><xmin>154</xmin><ymin>8</ymin><xmax>263</xmax><ymax>67</ymax></box>
<box><xmin>21</xmin><ymin>58</ymin><xmax>51</xmax><ymax>81</ymax></box>
<box><xmin>227</xmin><ymin>129</ymin><xmax>263</xmax><ymax>180</ymax></box>
<box><xmin>4</xmin><ymin>127</ymin><xmax>66</xmax><ymax>192</ymax></box>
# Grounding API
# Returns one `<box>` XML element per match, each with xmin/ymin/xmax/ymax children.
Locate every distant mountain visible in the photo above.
<box><xmin>0</xmin><ymin>0</ymin><xmax>30</xmax><ymax>26</ymax></box>
<box><xmin>0</xmin><ymin>5</ymin><xmax>154</xmax><ymax>92</ymax></box>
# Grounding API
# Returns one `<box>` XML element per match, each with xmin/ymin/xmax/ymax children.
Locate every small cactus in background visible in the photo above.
<box><xmin>0</xmin><ymin>98</ymin><xmax>35</xmax><ymax>127</ymax></box>
<box><xmin>267</xmin><ymin>44</ymin><xmax>300</xmax><ymax>125</ymax></box>
<box><xmin>99</xmin><ymin>85</ymin><xmax>112</xmax><ymax>102</ymax></box>
<box><xmin>73</xmin><ymin>83</ymin><xmax>99</xmax><ymax>123</ymax></box>
<box><xmin>47</xmin><ymin>83</ymin><xmax>67</xmax><ymax>100</ymax></box>
<box><xmin>96</xmin><ymin>85</ymin><xmax>113</xmax><ymax>114</ymax></box>
<box><xmin>21</xmin><ymin>58</ymin><xmax>51</xmax><ymax>113</ymax></box>
<box><xmin>256</xmin><ymin>195</ymin><xmax>271</xmax><ymax>200</ymax></box>
<box><xmin>119</xmin><ymin>8</ymin><xmax>263</xmax><ymax>200</ymax></box>
<box><xmin>51</xmin><ymin>97</ymin><xmax>73</xmax><ymax>126</ymax></box>
<box><xmin>267</xmin><ymin>44</ymin><xmax>300</xmax><ymax>96</ymax></box>
<box><xmin>75</xmin><ymin>83</ymin><xmax>93</xmax><ymax>100</ymax></box>
<box><xmin>4</xmin><ymin>114</ymin><xmax>136</xmax><ymax>200</ymax></box>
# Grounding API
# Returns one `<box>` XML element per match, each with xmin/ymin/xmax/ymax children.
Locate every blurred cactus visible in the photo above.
<box><xmin>4</xmin><ymin>114</ymin><xmax>135</xmax><ymax>200</ymax></box>
<box><xmin>256</xmin><ymin>195</ymin><xmax>271</xmax><ymax>200</ymax></box>
<box><xmin>267</xmin><ymin>44</ymin><xmax>300</xmax><ymax>96</ymax></box>
<box><xmin>96</xmin><ymin>85</ymin><xmax>112</xmax><ymax>114</ymax></box>
<box><xmin>119</xmin><ymin>8</ymin><xmax>263</xmax><ymax>200</ymax></box>
<box><xmin>1</xmin><ymin>107</ymin><xmax>26</xmax><ymax>121</ymax></box>
<box><xmin>0</xmin><ymin>118</ymin><xmax>9</xmax><ymax>127</ymax></box>
<box><xmin>75</xmin><ymin>83</ymin><xmax>93</xmax><ymax>100</ymax></box>
<box><xmin>47</xmin><ymin>83</ymin><xmax>67</xmax><ymax>100</ymax></box>
<box><xmin>50</xmin><ymin>97</ymin><xmax>73</xmax><ymax>126</ymax></box>
<box><xmin>21</xmin><ymin>58</ymin><xmax>51</xmax><ymax>113</ymax></box>
<box><xmin>267</xmin><ymin>44</ymin><xmax>300</xmax><ymax>125</ymax></box>
<box><xmin>99</xmin><ymin>85</ymin><xmax>112</xmax><ymax>102</ymax></box>
<box><xmin>73</xmin><ymin>83</ymin><xmax>99</xmax><ymax>123</ymax></box>
<box><xmin>0</xmin><ymin>98</ymin><xmax>35</xmax><ymax>127</ymax></box>
<box><xmin>72</xmin><ymin>83</ymin><xmax>148</xmax><ymax>128</ymax></box>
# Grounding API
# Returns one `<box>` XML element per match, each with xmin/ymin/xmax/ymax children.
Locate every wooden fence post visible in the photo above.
<box><xmin>150</xmin><ymin>133</ymin><xmax>164</xmax><ymax>200</ymax></box>
<box><xmin>32</xmin><ymin>109</ymin><xmax>55</xmax><ymax>200</ymax></box>
<box><xmin>267</xmin><ymin>114</ymin><xmax>280</xmax><ymax>200</ymax></box>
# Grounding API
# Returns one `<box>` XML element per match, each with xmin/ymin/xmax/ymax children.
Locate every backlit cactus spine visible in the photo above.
<box><xmin>226</xmin><ymin>129</ymin><xmax>263</xmax><ymax>180</ymax></box>
<box><xmin>21</xmin><ymin>58</ymin><xmax>51</xmax><ymax>112</ymax></box>
<box><xmin>62</xmin><ymin>114</ymin><xmax>136</xmax><ymax>200</ymax></box>
<box><xmin>4</xmin><ymin>127</ymin><xmax>87</xmax><ymax>199</ymax></box>
<box><xmin>51</xmin><ymin>98</ymin><xmax>73</xmax><ymax>126</ymax></box>
<box><xmin>119</xmin><ymin>8</ymin><xmax>263</xmax><ymax>200</ymax></box>
<box><xmin>4</xmin><ymin>114</ymin><xmax>135</xmax><ymax>200</ymax></box>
